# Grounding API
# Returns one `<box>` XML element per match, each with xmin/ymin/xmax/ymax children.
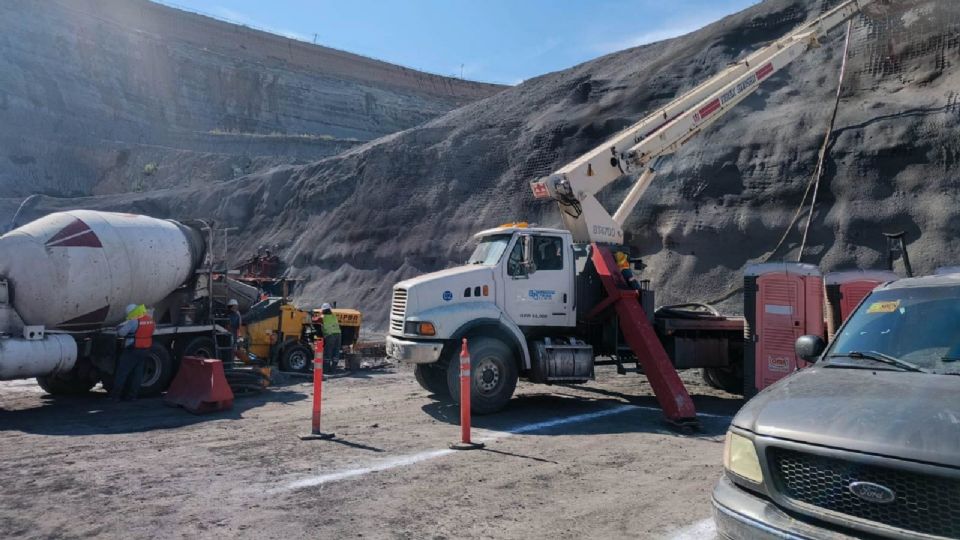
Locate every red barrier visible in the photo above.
<box><xmin>300</xmin><ymin>338</ymin><xmax>335</xmax><ymax>440</ymax></box>
<box><xmin>450</xmin><ymin>338</ymin><xmax>484</xmax><ymax>450</ymax></box>
<box><xmin>164</xmin><ymin>356</ymin><xmax>234</xmax><ymax>414</ymax></box>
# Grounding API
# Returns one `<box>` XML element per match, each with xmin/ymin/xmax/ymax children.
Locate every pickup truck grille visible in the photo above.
<box><xmin>390</xmin><ymin>288</ymin><xmax>407</xmax><ymax>334</ymax></box>
<box><xmin>770</xmin><ymin>448</ymin><xmax>960</xmax><ymax>538</ymax></box>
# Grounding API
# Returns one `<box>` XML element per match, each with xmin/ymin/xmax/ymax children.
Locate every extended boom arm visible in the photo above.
<box><xmin>530</xmin><ymin>0</ymin><xmax>875</xmax><ymax>244</ymax></box>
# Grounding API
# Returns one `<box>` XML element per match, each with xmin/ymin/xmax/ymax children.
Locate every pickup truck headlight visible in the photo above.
<box><xmin>723</xmin><ymin>431</ymin><xmax>763</xmax><ymax>484</ymax></box>
<box><xmin>404</xmin><ymin>321</ymin><xmax>436</xmax><ymax>336</ymax></box>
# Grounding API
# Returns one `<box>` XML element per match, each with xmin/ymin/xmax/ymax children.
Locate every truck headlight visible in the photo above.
<box><xmin>404</xmin><ymin>321</ymin><xmax>436</xmax><ymax>336</ymax></box>
<box><xmin>723</xmin><ymin>431</ymin><xmax>763</xmax><ymax>484</ymax></box>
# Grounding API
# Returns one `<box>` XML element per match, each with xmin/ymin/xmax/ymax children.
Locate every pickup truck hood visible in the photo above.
<box><xmin>735</xmin><ymin>366</ymin><xmax>960</xmax><ymax>468</ymax></box>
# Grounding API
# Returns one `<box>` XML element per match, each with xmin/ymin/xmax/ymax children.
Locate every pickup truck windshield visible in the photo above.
<box><xmin>829</xmin><ymin>285</ymin><xmax>960</xmax><ymax>374</ymax></box>
<box><xmin>467</xmin><ymin>234</ymin><xmax>513</xmax><ymax>266</ymax></box>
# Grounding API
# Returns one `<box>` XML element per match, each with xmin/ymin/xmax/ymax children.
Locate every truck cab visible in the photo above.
<box><xmin>714</xmin><ymin>273</ymin><xmax>960</xmax><ymax>539</ymax></box>
<box><xmin>386</xmin><ymin>224</ymin><xmax>583</xmax><ymax>413</ymax></box>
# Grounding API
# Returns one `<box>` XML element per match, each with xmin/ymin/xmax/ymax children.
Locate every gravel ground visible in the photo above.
<box><xmin>0</xmin><ymin>365</ymin><xmax>742</xmax><ymax>540</ymax></box>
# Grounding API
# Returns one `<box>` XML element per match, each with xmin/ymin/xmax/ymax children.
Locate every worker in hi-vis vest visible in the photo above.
<box><xmin>319</xmin><ymin>303</ymin><xmax>341</xmax><ymax>370</ymax></box>
<box><xmin>113</xmin><ymin>303</ymin><xmax>155</xmax><ymax>401</ymax></box>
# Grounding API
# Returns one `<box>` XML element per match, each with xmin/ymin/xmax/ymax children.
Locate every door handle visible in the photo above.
<box><xmin>563</xmin><ymin>293</ymin><xmax>568</xmax><ymax>303</ymax></box>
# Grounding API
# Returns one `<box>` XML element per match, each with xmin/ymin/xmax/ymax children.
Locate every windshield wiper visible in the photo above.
<box><xmin>829</xmin><ymin>351</ymin><xmax>929</xmax><ymax>373</ymax></box>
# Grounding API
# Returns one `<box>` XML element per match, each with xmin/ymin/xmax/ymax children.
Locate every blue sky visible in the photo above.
<box><xmin>158</xmin><ymin>1</ymin><xmax>760</xmax><ymax>84</ymax></box>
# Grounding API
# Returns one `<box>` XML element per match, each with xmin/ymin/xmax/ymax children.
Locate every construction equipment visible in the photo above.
<box><xmin>311</xmin><ymin>307</ymin><xmax>364</xmax><ymax>370</ymax></box>
<box><xmin>387</xmin><ymin>0</ymin><xmax>878</xmax><ymax>424</ymax></box>
<box><xmin>0</xmin><ymin>210</ymin><xmax>240</xmax><ymax>396</ymax></box>
<box><xmin>243</xmin><ymin>298</ymin><xmax>317</xmax><ymax>372</ymax></box>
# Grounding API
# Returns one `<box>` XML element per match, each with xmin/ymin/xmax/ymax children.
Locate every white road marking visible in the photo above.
<box><xmin>285</xmin><ymin>449</ymin><xmax>455</xmax><ymax>490</ymax></box>
<box><xmin>669</xmin><ymin>517</ymin><xmax>716</xmax><ymax>540</ymax></box>
<box><xmin>281</xmin><ymin>404</ymin><xmax>732</xmax><ymax>491</ymax></box>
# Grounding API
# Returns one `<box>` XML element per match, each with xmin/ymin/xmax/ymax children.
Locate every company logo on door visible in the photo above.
<box><xmin>528</xmin><ymin>289</ymin><xmax>556</xmax><ymax>301</ymax></box>
<box><xmin>768</xmin><ymin>355</ymin><xmax>791</xmax><ymax>372</ymax></box>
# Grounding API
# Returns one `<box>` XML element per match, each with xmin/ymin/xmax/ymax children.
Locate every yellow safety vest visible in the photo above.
<box><xmin>322</xmin><ymin>313</ymin><xmax>341</xmax><ymax>336</ymax></box>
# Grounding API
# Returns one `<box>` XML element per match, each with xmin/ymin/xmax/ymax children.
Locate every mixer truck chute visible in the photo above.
<box><xmin>0</xmin><ymin>210</ymin><xmax>232</xmax><ymax>396</ymax></box>
<box><xmin>386</xmin><ymin>0</ymin><xmax>878</xmax><ymax>424</ymax></box>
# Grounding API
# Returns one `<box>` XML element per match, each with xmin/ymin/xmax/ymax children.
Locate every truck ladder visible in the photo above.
<box><xmin>588</xmin><ymin>244</ymin><xmax>699</xmax><ymax>427</ymax></box>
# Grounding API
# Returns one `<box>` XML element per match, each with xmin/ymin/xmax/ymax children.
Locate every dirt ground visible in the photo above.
<box><xmin>0</xmin><ymin>364</ymin><xmax>743</xmax><ymax>540</ymax></box>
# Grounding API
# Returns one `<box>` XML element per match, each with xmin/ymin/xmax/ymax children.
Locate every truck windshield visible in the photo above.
<box><xmin>467</xmin><ymin>234</ymin><xmax>513</xmax><ymax>265</ymax></box>
<box><xmin>828</xmin><ymin>285</ymin><xmax>960</xmax><ymax>375</ymax></box>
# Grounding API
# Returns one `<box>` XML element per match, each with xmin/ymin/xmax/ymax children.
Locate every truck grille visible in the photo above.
<box><xmin>770</xmin><ymin>448</ymin><xmax>960</xmax><ymax>538</ymax></box>
<box><xmin>390</xmin><ymin>288</ymin><xmax>407</xmax><ymax>333</ymax></box>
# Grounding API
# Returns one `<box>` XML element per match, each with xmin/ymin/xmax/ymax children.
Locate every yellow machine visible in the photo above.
<box><xmin>241</xmin><ymin>298</ymin><xmax>364</xmax><ymax>372</ymax></box>
<box><xmin>243</xmin><ymin>299</ymin><xmax>317</xmax><ymax>372</ymax></box>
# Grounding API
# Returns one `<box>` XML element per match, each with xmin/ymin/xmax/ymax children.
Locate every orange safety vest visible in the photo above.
<box><xmin>133</xmin><ymin>314</ymin><xmax>155</xmax><ymax>349</ymax></box>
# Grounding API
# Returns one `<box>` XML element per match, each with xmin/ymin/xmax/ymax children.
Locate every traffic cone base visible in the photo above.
<box><xmin>449</xmin><ymin>441</ymin><xmax>485</xmax><ymax>450</ymax></box>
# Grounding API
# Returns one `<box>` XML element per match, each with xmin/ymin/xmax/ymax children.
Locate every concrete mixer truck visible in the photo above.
<box><xmin>0</xmin><ymin>210</ymin><xmax>245</xmax><ymax>396</ymax></box>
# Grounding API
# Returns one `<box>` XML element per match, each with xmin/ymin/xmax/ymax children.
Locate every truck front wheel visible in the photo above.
<box><xmin>446</xmin><ymin>337</ymin><xmax>518</xmax><ymax>415</ymax></box>
<box><xmin>414</xmin><ymin>363</ymin><xmax>450</xmax><ymax>398</ymax></box>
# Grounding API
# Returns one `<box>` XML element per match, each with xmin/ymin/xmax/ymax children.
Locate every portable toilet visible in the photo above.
<box><xmin>744</xmin><ymin>263</ymin><xmax>824</xmax><ymax>398</ymax></box>
<box><xmin>823</xmin><ymin>270</ymin><xmax>898</xmax><ymax>339</ymax></box>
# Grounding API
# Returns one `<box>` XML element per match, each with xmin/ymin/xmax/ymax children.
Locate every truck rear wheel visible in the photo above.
<box><xmin>702</xmin><ymin>366</ymin><xmax>744</xmax><ymax>395</ymax></box>
<box><xmin>139</xmin><ymin>343</ymin><xmax>174</xmax><ymax>397</ymax></box>
<box><xmin>446</xmin><ymin>337</ymin><xmax>518</xmax><ymax>415</ymax></box>
<box><xmin>414</xmin><ymin>363</ymin><xmax>450</xmax><ymax>398</ymax></box>
<box><xmin>178</xmin><ymin>336</ymin><xmax>216</xmax><ymax>360</ymax></box>
<box><xmin>36</xmin><ymin>373</ymin><xmax>96</xmax><ymax>395</ymax></box>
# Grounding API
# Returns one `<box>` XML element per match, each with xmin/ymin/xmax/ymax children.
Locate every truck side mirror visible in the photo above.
<box><xmin>795</xmin><ymin>335</ymin><xmax>826</xmax><ymax>362</ymax></box>
<box><xmin>521</xmin><ymin>234</ymin><xmax>536</xmax><ymax>275</ymax></box>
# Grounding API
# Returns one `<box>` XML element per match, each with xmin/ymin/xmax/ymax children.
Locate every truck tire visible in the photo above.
<box><xmin>36</xmin><ymin>373</ymin><xmax>97</xmax><ymax>395</ymax></box>
<box><xmin>702</xmin><ymin>367</ymin><xmax>744</xmax><ymax>395</ymax></box>
<box><xmin>280</xmin><ymin>343</ymin><xmax>313</xmax><ymax>373</ymax></box>
<box><xmin>414</xmin><ymin>363</ymin><xmax>450</xmax><ymax>398</ymax></box>
<box><xmin>139</xmin><ymin>343</ymin><xmax>174</xmax><ymax>397</ymax></box>
<box><xmin>446</xmin><ymin>336</ymin><xmax>518</xmax><ymax>415</ymax></box>
<box><xmin>177</xmin><ymin>336</ymin><xmax>217</xmax><ymax>360</ymax></box>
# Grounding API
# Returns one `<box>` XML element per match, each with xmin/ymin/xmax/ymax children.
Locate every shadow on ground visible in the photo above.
<box><xmin>420</xmin><ymin>388</ymin><xmax>742</xmax><ymax>439</ymax></box>
<box><xmin>0</xmin><ymin>388</ymin><xmax>307</xmax><ymax>436</ymax></box>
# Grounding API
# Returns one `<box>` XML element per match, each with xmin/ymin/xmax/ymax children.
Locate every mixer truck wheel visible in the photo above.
<box><xmin>177</xmin><ymin>336</ymin><xmax>217</xmax><ymax>360</ymax></box>
<box><xmin>138</xmin><ymin>343</ymin><xmax>174</xmax><ymax>397</ymax></box>
<box><xmin>36</xmin><ymin>373</ymin><xmax>96</xmax><ymax>395</ymax></box>
<box><xmin>414</xmin><ymin>363</ymin><xmax>450</xmax><ymax>398</ymax></box>
<box><xmin>446</xmin><ymin>336</ymin><xmax>518</xmax><ymax>415</ymax></box>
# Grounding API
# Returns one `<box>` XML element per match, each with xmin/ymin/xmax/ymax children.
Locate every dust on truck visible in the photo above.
<box><xmin>0</xmin><ymin>210</ymin><xmax>228</xmax><ymax>396</ymax></box>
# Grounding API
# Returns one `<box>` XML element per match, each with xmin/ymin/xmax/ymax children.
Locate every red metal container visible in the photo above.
<box><xmin>823</xmin><ymin>270</ymin><xmax>898</xmax><ymax>339</ymax></box>
<box><xmin>744</xmin><ymin>263</ymin><xmax>823</xmax><ymax>397</ymax></box>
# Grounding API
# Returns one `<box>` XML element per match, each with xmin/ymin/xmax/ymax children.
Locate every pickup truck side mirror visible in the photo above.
<box><xmin>520</xmin><ymin>234</ymin><xmax>537</xmax><ymax>275</ymax></box>
<box><xmin>795</xmin><ymin>335</ymin><xmax>826</xmax><ymax>362</ymax></box>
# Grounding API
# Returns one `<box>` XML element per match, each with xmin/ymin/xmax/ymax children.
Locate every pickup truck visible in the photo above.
<box><xmin>713</xmin><ymin>273</ymin><xmax>960</xmax><ymax>539</ymax></box>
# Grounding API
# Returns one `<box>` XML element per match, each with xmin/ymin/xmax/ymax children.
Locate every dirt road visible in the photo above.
<box><xmin>0</xmin><ymin>366</ymin><xmax>741</xmax><ymax>539</ymax></box>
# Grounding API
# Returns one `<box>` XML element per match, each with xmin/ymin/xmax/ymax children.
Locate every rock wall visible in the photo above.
<box><xmin>4</xmin><ymin>0</ymin><xmax>959</xmax><ymax>333</ymax></box>
<box><xmin>0</xmin><ymin>0</ymin><xmax>503</xmax><ymax>197</ymax></box>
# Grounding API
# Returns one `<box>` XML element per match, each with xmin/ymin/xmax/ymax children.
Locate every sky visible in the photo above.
<box><xmin>156</xmin><ymin>0</ymin><xmax>760</xmax><ymax>85</ymax></box>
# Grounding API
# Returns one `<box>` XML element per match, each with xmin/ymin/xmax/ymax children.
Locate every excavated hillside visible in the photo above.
<box><xmin>0</xmin><ymin>0</ymin><xmax>502</xmax><ymax>198</ymax></box>
<box><xmin>4</xmin><ymin>0</ymin><xmax>959</xmax><ymax>331</ymax></box>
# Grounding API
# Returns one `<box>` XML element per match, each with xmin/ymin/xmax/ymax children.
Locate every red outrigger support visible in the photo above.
<box><xmin>588</xmin><ymin>244</ymin><xmax>699</xmax><ymax>427</ymax></box>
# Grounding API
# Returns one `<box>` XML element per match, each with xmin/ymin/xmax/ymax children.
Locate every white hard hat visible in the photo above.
<box><xmin>321</xmin><ymin>303</ymin><xmax>332</xmax><ymax>311</ymax></box>
<box><xmin>227</xmin><ymin>299</ymin><xmax>239</xmax><ymax>307</ymax></box>
<box><xmin>125</xmin><ymin>304</ymin><xmax>138</xmax><ymax>315</ymax></box>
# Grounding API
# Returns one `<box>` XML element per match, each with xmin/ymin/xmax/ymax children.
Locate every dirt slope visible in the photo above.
<box><xmin>0</xmin><ymin>0</ymin><xmax>503</xmax><ymax>198</ymax></box>
<box><xmin>5</xmin><ymin>0</ymin><xmax>959</xmax><ymax>331</ymax></box>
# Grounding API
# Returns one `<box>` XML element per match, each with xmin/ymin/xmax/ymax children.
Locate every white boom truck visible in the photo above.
<box><xmin>0</xmin><ymin>210</ymin><xmax>247</xmax><ymax>396</ymax></box>
<box><xmin>387</xmin><ymin>0</ymin><xmax>876</xmax><ymax>424</ymax></box>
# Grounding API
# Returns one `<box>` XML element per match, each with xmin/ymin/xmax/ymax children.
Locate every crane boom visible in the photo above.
<box><xmin>530</xmin><ymin>0</ymin><xmax>875</xmax><ymax>244</ymax></box>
